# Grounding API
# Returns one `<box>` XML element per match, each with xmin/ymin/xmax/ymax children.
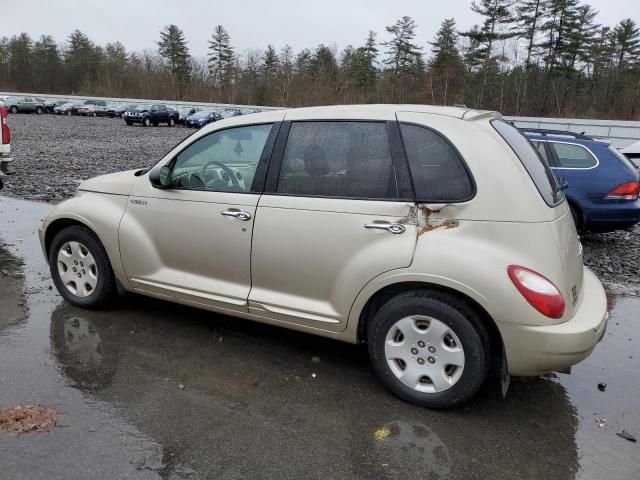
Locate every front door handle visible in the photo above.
<box><xmin>221</xmin><ymin>209</ymin><xmax>252</xmax><ymax>221</ymax></box>
<box><xmin>364</xmin><ymin>222</ymin><xmax>406</xmax><ymax>234</ymax></box>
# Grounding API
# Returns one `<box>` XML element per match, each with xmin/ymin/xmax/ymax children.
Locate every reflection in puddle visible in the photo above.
<box><xmin>375</xmin><ymin>421</ymin><xmax>450</xmax><ymax>478</ymax></box>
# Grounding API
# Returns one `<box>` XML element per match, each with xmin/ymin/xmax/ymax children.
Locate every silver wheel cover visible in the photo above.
<box><xmin>57</xmin><ymin>241</ymin><xmax>98</xmax><ymax>298</ymax></box>
<box><xmin>385</xmin><ymin>315</ymin><xmax>465</xmax><ymax>393</ymax></box>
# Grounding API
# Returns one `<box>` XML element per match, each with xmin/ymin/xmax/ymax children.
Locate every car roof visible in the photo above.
<box><xmin>274</xmin><ymin>104</ymin><xmax>498</xmax><ymax>120</ymax></box>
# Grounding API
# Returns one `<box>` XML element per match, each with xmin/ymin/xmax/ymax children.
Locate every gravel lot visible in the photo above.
<box><xmin>2</xmin><ymin>113</ymin><xmax>639</xmax><ymax>295</ymax></box>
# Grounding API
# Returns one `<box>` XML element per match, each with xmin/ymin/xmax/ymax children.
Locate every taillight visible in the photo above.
<box><xmin>605</xmin><ymin>181</ymin><xmax>639</xmax><ymax>200</ymax></box>
<box><xmin>0</xmin><ymin>107</ymin><xmax>9</xmax><ymax>145</ymax></box>
<box><xmin>508</xmin><ymin>265</ymin><xmax>565</xmax><ymax>319</ymax></box>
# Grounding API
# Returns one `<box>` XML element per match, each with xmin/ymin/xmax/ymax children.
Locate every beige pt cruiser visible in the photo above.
<box><xmin>39</xmin><ymin>105</ymin><xmax>608</xmax><ymax>408</ymax></box>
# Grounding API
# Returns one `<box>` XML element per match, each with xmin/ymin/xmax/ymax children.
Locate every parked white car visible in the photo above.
<box><xmin>39</xmin><ymin>105</ymin><xmax>608</xmax><ymax>408</ymax></box>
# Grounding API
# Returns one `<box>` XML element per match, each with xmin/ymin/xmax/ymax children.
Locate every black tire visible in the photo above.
<box><xmin>48</xmin><ymin>225</ymin><xmax>117</xmax><ymax>309</ymax></box>
<box><xmin>143</xmin><ymin>118</ymin><xmax>151</xmax><ymax>127</ymax></box>
<box><xmin>569</xmin><ymin>204</ymin><xmax>583</xmax><ymax>232</ymax></box>
<box><xmin>9</xmin><ymin>106</ymin><xmax>18</xmax><ymax>114</ymax></box>
<box><xmin>152</xmin><ymin>122</ymin><xmax>158</xmax><ymax>127</ymax></box>
<box><xmin>125</xmin><ymin>121</ymin><xmax>133</xmax><ymax>126</ymax></box>
<box><xmin>36</xmin><ymin>106</ymin><xmax>44</xmax><ymax>115</ymax></box>
<box><xmin>367</xmin><ymin>290</ymin><xmax>489</xmax><ymax>409</ymax></box>
<box><xmin>168</xmin><ymin>117</ymin><xmax>175</xmax><ymax>127</ymax></box>
<box><xmin>67</xmin><ymin>111</ymin><xmax>72</xmax><ymax>116</ymax></box>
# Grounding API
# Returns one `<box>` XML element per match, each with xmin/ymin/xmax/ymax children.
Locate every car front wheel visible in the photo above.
<box><xmin>168</xmin><ymin>117</ymin><xmax>175</xmax><ymax>127</ymax></box>
<box><xmin>143</xmin><ymin>118</ymin><xmax>151</xmax><ymax>127</ymax></box>
<box><xmin>367</xmin><ymin>290</ymin><xmax>489</xmax><ymax>409</ymax></box>
<box><xmin>49</xmin><ymin>225</ymin><xmax>117</xmax><ymax>309</ymax></box>
<box><xmin>9</xmin><ymin>106</ymin><xmax>18</xmax><ymax>114</ymax></box>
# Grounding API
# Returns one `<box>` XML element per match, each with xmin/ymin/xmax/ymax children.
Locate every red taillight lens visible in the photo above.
<box><xmin>0</xmin><ymin>107</ymin><xmax>9</xmax><ymax>145</ymax></box>
<box><xmin>508</xmin><ymin>265</ymin><xmax>565</xmax><ymax>319</ymax></box>
<box><xmin>605</xmin><ymin>181</ymin><xmax>639</xmax><ymax>200</ymax></box>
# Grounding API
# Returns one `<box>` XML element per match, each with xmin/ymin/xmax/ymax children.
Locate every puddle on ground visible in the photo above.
<box><xmin>1</xmin><ymin>195</ymin><xmax>638</xmax><ymax>480</ymax></box>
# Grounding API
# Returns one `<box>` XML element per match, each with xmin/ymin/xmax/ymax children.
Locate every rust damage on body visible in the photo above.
<box><xmin>399</xmin><ymin>204</ymin><xmax>459</xmax><ymax>236</ymax></box>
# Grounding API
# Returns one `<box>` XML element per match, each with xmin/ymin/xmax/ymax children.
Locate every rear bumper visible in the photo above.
<box><xmin>580</xmin><ymin>198</ymin><xmax>640</xmax><ymax>230</ymax></box>
<box><xmin>499</xmin><ymin>267</ymin><xmax>608</xmax><ymax>376</ymax></box>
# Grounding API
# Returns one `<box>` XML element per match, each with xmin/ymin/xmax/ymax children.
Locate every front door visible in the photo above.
<box><xmin>119</xmin><ymin>122</ymin><xmax>276</xmax><ymax>314</ymax></box>
<box><xmin>249</xmin><ymin>120</ymin><xmax>417</xmax><ymax>331</ymax></box>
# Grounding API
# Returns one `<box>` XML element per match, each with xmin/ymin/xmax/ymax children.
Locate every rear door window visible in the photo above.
<box><xmin>399</xmin><ymin>124</ymin><xmax>474</xmax><ymax>202</ymax></box>
<box><xmin>276</xmin><ymin>121</ymin><xmax>407</xmax><ymax>199</ymax></box>
<box><xmin>549</xmin><ymin>142</ymin><xmax>597</xmax><ymax>169</ymax></box>
<box><xmin>492</xmin><ymin>120</ymin><xmax>564</xmax><ymax>207</ymax></box>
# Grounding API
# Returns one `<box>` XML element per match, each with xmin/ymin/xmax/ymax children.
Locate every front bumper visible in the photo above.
<box><xmin>499</xmin><ymin>267</ymin><xmax>608</xmax><ymax>376</ymax></box>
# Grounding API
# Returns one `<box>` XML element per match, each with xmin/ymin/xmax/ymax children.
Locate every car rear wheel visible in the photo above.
<box><xmin>9</xmin><ymin>106</ymin><xmax>18</xmax><ymax>114</ymax></box>
<box><xmin>49</xmin><ymin>225</ymin><xmax>117</xmax><ymax>309</ymax></box>
<box><xmin>35</xmin><ymin>106</ymin><xmax>43</xmax><ymax>115</ymax></box>
<box><xmin>367</xmin><ymin>290</ymin><xmax>489</xmax><ymax>409</ymax></box>
<box><xmin>143</xmin><ymin>118</ymin><xmax>151</xmax><ymax>127</ymax></box>
<box><xmin>168</xmin><ymin>118</ymin><xmax>175</xmax><ymax>127</ymax></box>
<box><xmin>67</xmin><ymin>111</ymin><xmax>72</xmax><ymax>116</ymax></box>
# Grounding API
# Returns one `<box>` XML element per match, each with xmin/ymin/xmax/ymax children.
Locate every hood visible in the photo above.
<box><xmin>78</xmin><ymin>169</ymin><xmax>139</xmax><ymax>196</ymax></box>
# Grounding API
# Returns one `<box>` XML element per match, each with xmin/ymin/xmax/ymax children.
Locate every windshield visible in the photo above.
<box><xmin>191</xmin><ymin>110</ymin><xmax>214</xmax><ymax>118</ymax></box>
<box><xmin>135</xmin><ymin>104</ymin><xmax>152</xmax><ymax>111</ymax></box>
<box><xmin>492</xmin><ymin>120</ymin><xmax>564</xmax><ymax>207</ymax></box>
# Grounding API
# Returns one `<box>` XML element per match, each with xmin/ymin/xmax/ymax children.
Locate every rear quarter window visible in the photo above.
<box><xmin>492</xmin><ymin>120</ymin><xmax>564</xmax><ymax>207</ymax></box>
<box><xmin>399</xmin><ymin>124</ymin><xmax>474</xmax><ymax>202</ymax></box>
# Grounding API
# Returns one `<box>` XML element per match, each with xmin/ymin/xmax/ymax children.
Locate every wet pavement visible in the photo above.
<box><xmin>0</xmin><ymin>195</ymin><xmax>638</xmax><ymax>480</ymax></box>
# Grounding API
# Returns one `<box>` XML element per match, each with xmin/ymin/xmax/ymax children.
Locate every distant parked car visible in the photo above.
<box><xmin>525</xmin><ymin>129</ymin><xmax>640</xmax><ymax>232</ymax></box>
<box><xmin>185</xmin><ymin>109</ymin><xmax>221</xmax><ymax>128</ymax></box>
<box><xmin>4</xmin><ymin>96</ymin><xmax>45</xmax><ymax>114</ymax></box>
<box><xmin>114</xmin><ymin>104</ymin><xmax>139</xmax><ymax>117</ymax></box>
<box><xmin>77</xmin><ymin>104</ymin><xmax>99</xmax><ymax>117</ymax></box>
<box><xmin>54</xmin><ymin>102</ymin><xmax>79</xmax><ymax>115</ymax></box>
<box><xmin>44</xmin><ymin>98</ymin><xmax>74</xmax><ymax>113</ymax></box>
<box><xmin>0</xmin><ymin>106</ymin><xmax>12</xmax><ymax>190</ymax></box>
<box><xmin>93</xmin><ymin>103</ymin><xmax>120</xmax><ymax>118</ymax></box>
<box><xmin>177</xmin><ymin>106</ymin><xmax>201</xmax><ymax>125</ymax></box>
<box><xmin>123</xmin><ymin>104</ymin><xmax>178</xmax><ymax>127</ymax></box>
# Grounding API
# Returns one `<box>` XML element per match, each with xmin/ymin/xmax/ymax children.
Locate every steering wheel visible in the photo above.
<box><xmin>201</xmin><ymin>160</ymin><xmax>241</xmax><ymax>189</ymax></box>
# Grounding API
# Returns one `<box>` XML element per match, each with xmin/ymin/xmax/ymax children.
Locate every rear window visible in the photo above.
<box><xmin>492</xmin><ymin>120</ymin><xmax>564</xmax><ymax>207</ymax></box>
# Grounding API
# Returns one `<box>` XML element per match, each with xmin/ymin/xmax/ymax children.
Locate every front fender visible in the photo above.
<box><xmin>40</xmin><ymin>192</ymin><xmax>130</xmax><ymax>289</ymax></box>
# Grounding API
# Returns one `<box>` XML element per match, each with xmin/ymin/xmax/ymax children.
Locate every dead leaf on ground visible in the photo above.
<box><xmin>0</xmin><ymin>405</ymin><xmax>59</xmax><ymax>434</ymax></box>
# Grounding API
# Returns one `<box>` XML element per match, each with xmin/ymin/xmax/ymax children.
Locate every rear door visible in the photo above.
<box><xmin>249</xmin><ymin>119</ymin><xmax>417</xmax><ymax>331</ymax></box>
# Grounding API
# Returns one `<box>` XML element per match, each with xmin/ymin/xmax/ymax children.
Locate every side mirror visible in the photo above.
<box><xmin>149</xmin><ymin>165</ymin><xmax>172</xmax><ymax>188</ymax></box>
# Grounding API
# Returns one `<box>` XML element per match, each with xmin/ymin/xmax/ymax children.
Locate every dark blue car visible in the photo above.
<box><xmin>525</xmin><ymin>129</ymin><xmax>640</xmax><ymax>232</ymax></box>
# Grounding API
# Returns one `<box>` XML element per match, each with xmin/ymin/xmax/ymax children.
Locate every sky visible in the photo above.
<box><xmin>2</xmin><ymin>0</ymin><xmax>637</xmax><ymax>58</ymax></box>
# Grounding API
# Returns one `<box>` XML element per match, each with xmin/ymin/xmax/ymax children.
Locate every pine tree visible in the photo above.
<box><xmin>262</xmin><ymin>44</ymin><xmax>278</xmax><ymax>82</ymax></box>
<box><xmin>357</xmin><ymin>31</ymin><xmax>379</xmax><ymax>87</ymax></box>
<box><xmin>9</xmin><ymin>33</ymin><xmax>34</xmax><ymax>91</ymax></box>
<box><xmin>460</xmin><ymin>0</ymin><xmax>517</xmax><ymax>106</ymax></box>
<box><xmin>157</xmin><ymin>25</ymin><xmax>190</xmax><ymax>98</ymax></box>
<box><xmin>382</xmin><ymin>16</ymin><xmax>423</xmax><ymax>75</ymax></box>
<box><xmin>513</xmin><ymin>0</ymin><xmax>548</xmax><ymax>68</ymax></box>
<box><xmin>33</xmin><ymin>35</ymin><xmax>61</xmax><ymax>92</ymax></box>
<box><xmin>429</xmin><ymin>18</ymin><xmax>463</xmax><ymax>105</ymax></box>
<box><xmin>430</xmin><ymin>18</ymin><xmax>461</xmax><ymax>69</ymax></box>
<box><xmin>208</xmin><ymin>25</ymin><xmax>234</xmax><ymax>86</ymax></box>
<box><xmin>310</xmin><ymin>44</ymin><xmax>338</xmax><ymax>80</ymax></box>
<box><xmin>613</xmin><ymin>19</ymin><xmax>640</xmax><ymax>70</ymax></box>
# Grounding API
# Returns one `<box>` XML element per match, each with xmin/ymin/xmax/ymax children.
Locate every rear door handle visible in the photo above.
<box><xmin>364</xmin><ymin>222</ymin><xmax>406</xmax><ymax>234</ymax></box>
<box><xmin>221</xmin><ymin>209</ymin><xmax>252</xmax><ymax>221</ymax></box>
